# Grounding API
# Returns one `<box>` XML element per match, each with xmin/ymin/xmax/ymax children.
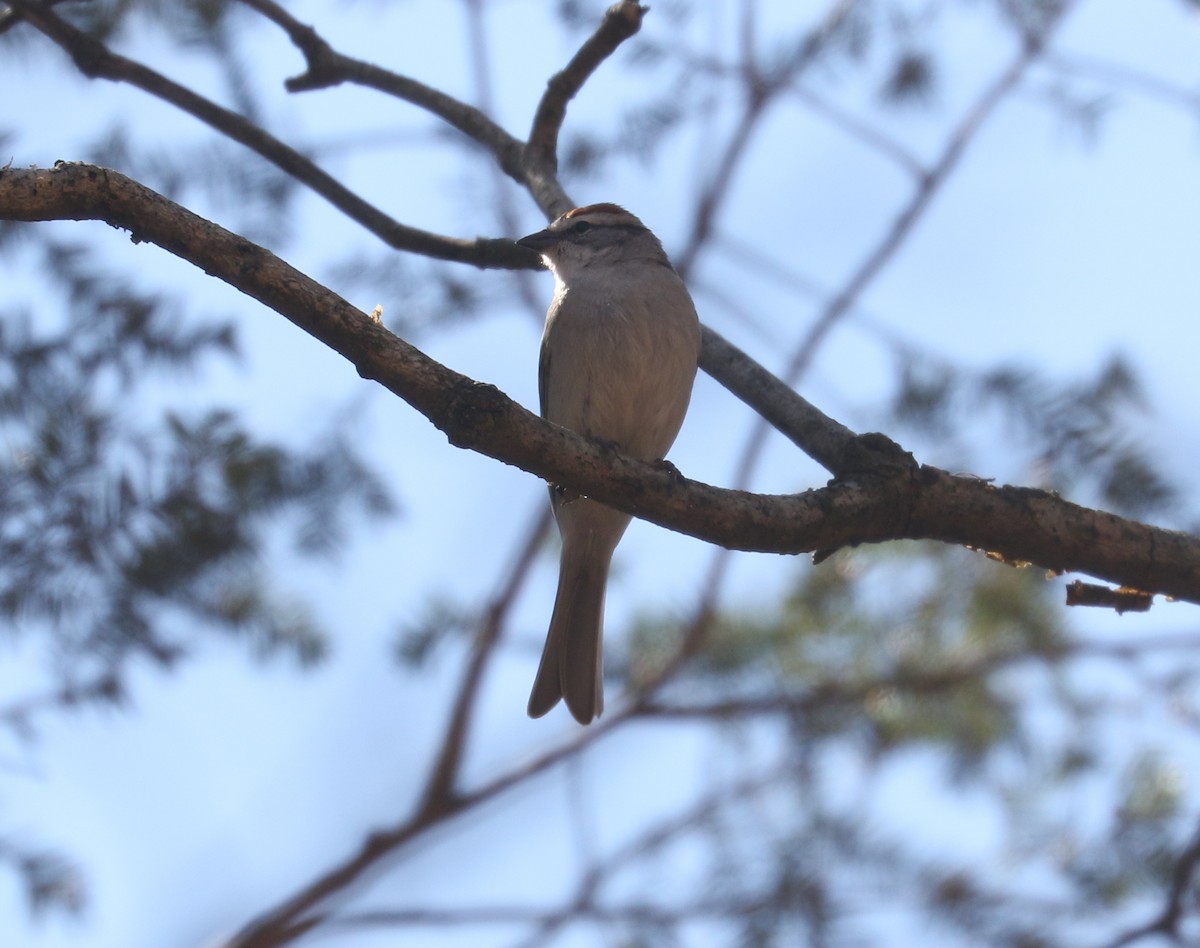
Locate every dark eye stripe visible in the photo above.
<box><xmin>563</xmin><ymin>221</ymin><xmax>648</xmax><ymax>239</ymax></box>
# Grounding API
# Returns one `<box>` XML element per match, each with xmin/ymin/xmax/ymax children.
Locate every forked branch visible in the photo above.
<box><xmin>4</xmin><ymin>0</ymin><xmax>531</xmax><ymax>267</ymax></box>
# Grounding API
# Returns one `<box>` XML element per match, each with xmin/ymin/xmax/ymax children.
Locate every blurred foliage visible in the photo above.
<box><xmin>880</xmin><ymin>48</ymin><xmax>937</xmax><ymax>106</ymax></box>
<box><xmin>623</xmin><ymin>538</ymin><xmax>1200</xmax><ymax>944</ymax></box>
<box><xmin>2</xmin><ymin>0</ymin><xmax>1199</xmax><ymax>944</ymax></box>
<box><xmin>0</xmin><ymin>231</ymin><xmax>391</xmax><ymax>681</ymax></box>
<box><xmin>1</xmin><ymin>234</ymin><xmax>393</xmax><ymax>688</ymax></box>
<box><xmin>0</xmin><ymin>839</ymin><xmax>84</xmax><ymax>920</ymax></box>
<box><xmin>0</xmin><ymin>224</ymin><xmax>394</xmax><ymax>914</ymax></box>
<box><xmin>393</xmin><ymin>596</ymin><xmax>477</xmax><ymax>668</ymax></box>
<box><xmin>886</xmin><ymin>350</ymin><xmax>1177</xmax><ymax>519</ymax></box>
<box><xmin>633</xmin><ymin>543</ymin><xmax>1062</xmax><ymax>771</ymax></box>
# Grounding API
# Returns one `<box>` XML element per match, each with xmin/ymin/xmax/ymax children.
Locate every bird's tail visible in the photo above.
<box><xmin>527</xmin><ymin>537</ymin><xmax>612</xmax><ymax>724</ymax></box>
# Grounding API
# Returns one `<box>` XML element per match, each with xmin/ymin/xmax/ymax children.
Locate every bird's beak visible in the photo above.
<box><xmin>516</xmin><ymin>228</ymin><xmax>558</xmax><ymax>252</ymax></box>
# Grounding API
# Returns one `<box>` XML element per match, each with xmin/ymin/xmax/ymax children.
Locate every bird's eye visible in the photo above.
<box><xmin>572</xmin><ymin>220</ymin><xmax>592</xmax><ymax>234</ymax></box>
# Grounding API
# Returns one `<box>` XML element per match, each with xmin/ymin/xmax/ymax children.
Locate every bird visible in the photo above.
<box><xmin>517</xmin><ymin>203</ymin><xmax>702</xmax><ymax>724</ymax></box>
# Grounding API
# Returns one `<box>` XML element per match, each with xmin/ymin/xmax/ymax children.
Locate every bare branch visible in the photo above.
<box><xmin>729</xmin><ymin>1</ymin><xmax>1075</xmax><ymax>498</ymax></box>
<box><xmin>0</xmin><ymin>0</ymin><xmax>73</xmax><ymax>36</ymax></box>
<box><xmin>675</xmin><ymin>0</ymin><xmax>865</xmax><ymax>277</ymax></box>
<box><xmin>279</xmin><ymin>625</ymin><xmax>1200</xmax><ymax>944</ymax></box>
<box><xmin>525</xmin><ymin>0</ymin><xmax>647</xmax><ymax>181</ymax></box>
<box><xmin>5</xmin><ymin>0</ymin><xmax>529</xmax><ymax>268</ymax></box>
<box><xmin>1045</xmin><ymin>49</ymin><xmax>1200</xmax><ymax>111</ymax></box>
<box><xmin>1104</xmin><ymin>821</ymin><xmax>1200</xmax><ymax>948</ymax></box>
<box><xmin>664</xmin><ymin>46</ymin><xmax>925</xmax><ymax>181</ymax></box>
<box><xmin>513</xmin><ymin>766</ymin><xmax>784</xmax><ymax>947</ymax></box>
<box><xmin>461</xmin><ymin>0</ymin><xmax>547</xmax><ymax>316</ymax></box>
<box><xmin>789</xmin><ymin>84</ymin><xmax>927</xmax><ymax>179</ymax></box>
<box><xmin>656</xmin><ymin>2</ymin><xmax>1080</xmax><ymax>715</ymax></box>
<box><xmin>219</xmin><ymin>505</ymin><xmax>552</xmax><ymax>945</ymax></box>
<box><xmin>419</xmin><ymin>504</ymin><xmax>552</xmax><ymax>810</ymax></box>
<box><xmin>227</xmin><ymin>701</ymin><xmax>638</xmax><ymax>946</ymax></box>
<box><xmin>3</xmin><ymin>163</ymin><xmax>1198</xmax><ymax>605</ymax></box>
<box><xmin>329</xmin><ymin>895</ymin><xmax>782</xmax><ymax>931</ymax></box>
<box><xmin>236</xmin><ymin>0</ymin><xmax>528</xmax><ymax>182</ymax></box>
<box><xmin>699</xmin><ymin>326</ymin><xmax>855</xmax><ymax>474</ymax></box>
<box><xmin>640</xmin><ymin>633</ymin><xmax>1200</xmax><ymax>720</ymax></box>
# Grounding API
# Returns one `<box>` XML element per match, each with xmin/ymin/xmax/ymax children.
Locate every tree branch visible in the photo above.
<box><xmin>236</xmin><ymin>0</ymin><xmax>533</xmax><ymax>188</ymax></box>
<box><xmin>4</xmin><ymin>163</ymin><xmax>1195</xmax><ymax>604</ymax></box>
<box><xmin>227</xmin><ymin>699</ymin><xmax>635</xmax><ymax>946</ymax></box>
<box><xmin>640</xmin><ymin>634</ymin><xmax>1200</xmax><ymax>720</ymax></box>
<box><xmin>418</xmin><ymin>504</ymin><xmax>552</xmax><ymax>811</ymax></box>
<box><xmin>1104</xmin><ymin>820</ymin><xmax>1200</xmax><ymax>947</ymax></box>
<box><xmin>525</xmin><ymin>0</ymin><xmax>647</xmax><ymax>179</ymax></box>
<box><xmin>512</xmin><ymin>767</ymin><xmax>784</xmax><ymax>947</ymax></box>
<box><xmin>2</xmin><ymin>163</ymin><xmax>1198</xmax><ymax>608</ymax></box>
<box><xmin>733</xmin><ymin>22</ymin><xmax>1064</xmax><ymax>486</ymax></box>
<box><xmin>675</xmin><ymin>0</ymin><xmax>864</xmax><ymax>277</ymax></box>
<box><xmin>1044</xmin><ymin>50</ymin><xmax>1200</xmax><ymax>111</ymax></box>
<box><xmin>0</xmin><ymin>0</ymin><xmax>72</xmax><ymax>36</ymax></box>
<box><xmin>5</xmin><ymin>0</ymin><xmax>530</xmax><ymax>268</ymax></box>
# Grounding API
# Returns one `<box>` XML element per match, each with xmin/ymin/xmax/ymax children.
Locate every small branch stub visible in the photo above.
<box><xmin>1065</xmin><ymin>580</ymin><xmax>1153</xmax><ymax>614</ymax></box>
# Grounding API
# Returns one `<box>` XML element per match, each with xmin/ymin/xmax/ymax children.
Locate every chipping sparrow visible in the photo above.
<box><xmin>517</xmin><ymin>203</ymin><xmax>702</xmax><ymax>724</ymax></box>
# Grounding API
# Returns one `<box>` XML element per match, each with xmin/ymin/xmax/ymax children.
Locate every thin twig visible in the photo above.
<box><xmin>7</xmin><ymin>0</ymin><xmax>873</xmax><ymax>482</ymax></box>
<box><xmin>639</xmin><ymin>633</ymin><xmax>1200</xmax><ymax>720</ymax></box>
<box><xmin>675</xmin><ymin>0</ymin><xmax>864</xmax><ymax>278</ymax></box>
<box><xmin>1045</xmin><ymin>50</ymin><xmax>1200</xmax><ymax>111</ymax></box>
<box><xmin>226</xmin><ymin>504</ymin><xmax>553</xmax><ymax>945</ymax></box>
<box><xmin>789</xmin><ymin>84</ymin><xmax>928</xmax><ymax>179</ymax></box>
<box><xmin>511</xmin><ymin>767</ymin><xmax>784</xmax><ymax>948</ymax></box>
<box><xmin>237</xmin><ymin>0</ymin><xmax>528</xmax><ymax>182</ymax></box>
<box><xmin>525</xmin><ymin>0</ymin><xmax>647</xmax><ymax>178</ymax></box>
<box><xmin>419</xmin><ymin>504</ymin><xmax>552</xmax><ymax>809</ymax></box>
<box><xmin>327</xmin><ymin>894</ymin><xmax>782</xmax><ymax>931</ymax></box>
<box><xmin>461</xmin><ymin>0</ymin><xmax>545</xmax><ymax>316</ymax></box>
<box><xmin>227</xmin><ymin>704</ymin><xmax>640</xmax><ymax>946</ymax></box>
<box><xmin>637</xmin><ymin>0</ymin><xmax>868</xmax><ymax>700</ymax></box>
<box><xmin>632</xmin><ymin>0</ymin><xmax>1079</xmax><ymax>730</ymax></box>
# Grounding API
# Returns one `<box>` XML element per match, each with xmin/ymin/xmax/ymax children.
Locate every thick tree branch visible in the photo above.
<box><xmin>0</xmin><ymin>164</ymin><xmax>870</xmax><ymax>549</ymax></box>
<box><xmin>2</xmin><ymin>163</ymin><xmax>1198</xmax><ymax>607</ymax></box>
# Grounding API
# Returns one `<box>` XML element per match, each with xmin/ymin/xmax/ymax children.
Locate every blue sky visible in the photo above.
<box><xmin>3</xmin><ymin>1</ymin><xmax>1200</xmax><ymax>946</ymax></box>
